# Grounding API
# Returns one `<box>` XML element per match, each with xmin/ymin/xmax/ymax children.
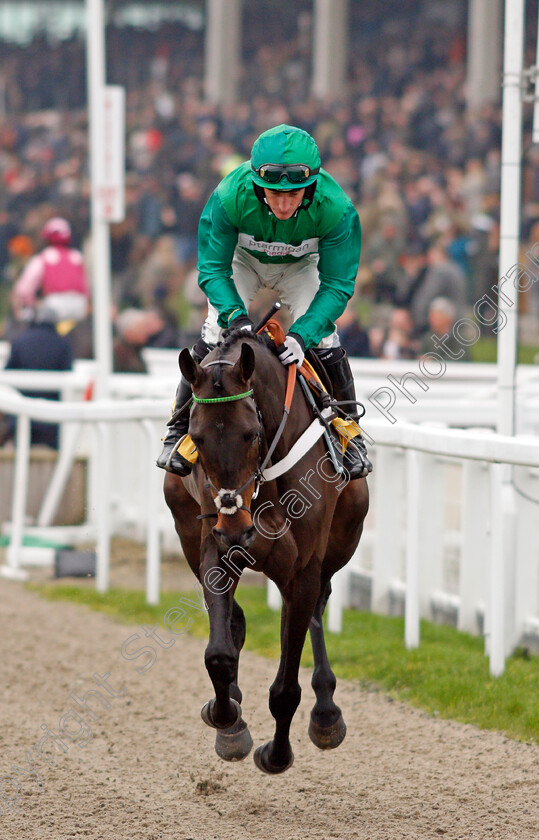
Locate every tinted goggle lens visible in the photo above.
<box><xmin>253</xmin><ymin>164</ymin><xmax>319</xmax><ymax>184</ymax></box>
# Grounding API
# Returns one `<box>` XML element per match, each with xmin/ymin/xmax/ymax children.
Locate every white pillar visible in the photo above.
<box><xmin>204</xmin><ymin>0</ymin><xmax>242</xmax><ymax>105</ymax></box>
<box><xmin>87</xmin><ymin>0</ymin><xmax>113</xmax><ymax>399</ymax></box>
<box><xmin>311</xmin><ymin>0</ymin><xmax>348</xmax><ymax>101</ymax></box>
<box><xmin>466</xmin><ymin>0</ymin><xmax>504</xmax><ymax>110</ymax></box>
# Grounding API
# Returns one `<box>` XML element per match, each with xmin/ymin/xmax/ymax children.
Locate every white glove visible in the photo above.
<box><xmin>277</xmin><ymin>334</ymin><xmax>305</xmax><ymax>367</ymax></box>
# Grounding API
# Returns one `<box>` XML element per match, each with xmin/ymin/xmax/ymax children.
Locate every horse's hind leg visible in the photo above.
<box><xmin>308</xmin><ymin>577</ymin><xmax>347</xmax><ymax>750</ymax></box>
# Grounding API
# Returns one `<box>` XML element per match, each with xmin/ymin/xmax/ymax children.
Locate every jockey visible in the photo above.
<box><xmin>12</xmin><ymin>217</ymin><xmax>89</xmax><ymax>324</ymax></box>
<box><xmin>158</xmin><ymin>123</ymin><xmax>372</xmax><ymax>480</ymax></box>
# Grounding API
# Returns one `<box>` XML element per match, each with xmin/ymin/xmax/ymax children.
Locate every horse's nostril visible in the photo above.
<box><xmin>212</xmin><ymin>525</ymin><xmax>255</xmax><ymax>552</ymax></box>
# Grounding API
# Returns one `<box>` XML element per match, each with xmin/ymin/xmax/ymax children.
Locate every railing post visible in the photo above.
<box><xmin>327</xmin><ymin>565</ymin><xmax>347</xmax><ymax>633</ymax></box>
<box><xmin>267</xmin><ymin>580</ymin><xmax>281</xmax><ymax>610</ymax></box>
<box><xmin>514</xmin><ymin>465</ymin><xmax>539</xmax><ymax>642</ymax></box>
<box><xmin>489</xmin><ymin>462</ymin><xmax>516</xmax><ymax>676</ymax></box>
<box><xmin>0</xmin><ymin>413</ymin><xmax>30</xmax><ymax>581</ymax></box>
<box><xmin>405</xmin><ymin>449</ymin><xmax>420</xmax><ymax>648</ymax></box>
<box><xmin>142</xmin><ymin>419</ymin><xmax>161</xmax><ymax>605</ymax></box>
<box><xmin>416</xmin><ymin>450</ymin><xmax>445</xmax><ymax>618</ymax></box>
<box><xmin>459</xmin><ymin>459</ymin><xmax>489</xmax><ymax>633</ymax></box>
<box><xmin>371</xmin><ymin>447</ymin><xmax>405</xmax><ymax>614</ymax></box>
<box><xmin>95</xmin><ymin>421</ymin><xmax>111</xmax><ymax>593</ymax></box>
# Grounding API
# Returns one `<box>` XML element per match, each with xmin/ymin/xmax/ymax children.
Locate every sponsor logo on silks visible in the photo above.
<box><xmin>238</xmin><ymin>233</ymin><xmax>319</xmax><ymax>258</ymax></box>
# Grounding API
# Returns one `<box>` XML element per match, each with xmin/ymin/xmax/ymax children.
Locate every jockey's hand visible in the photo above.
<box><xmin>225</xmin><ymin>313</ymin><xmax>254</xmax><ymax>335</ymax></box>
<box><xmin>277</xmin><ymin>333</ymin><xmax>305</xmax><ymax>367</ymax></box>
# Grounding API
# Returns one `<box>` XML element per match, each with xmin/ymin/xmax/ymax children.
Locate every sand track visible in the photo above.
<box><xmin>1</xmin><ymin>580</ymin><xmax>538</xmax><ymax>840</ymax></box>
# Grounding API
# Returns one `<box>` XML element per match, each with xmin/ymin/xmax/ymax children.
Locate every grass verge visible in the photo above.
<box><xmin>28</xmin><ymin>582</ymin><xmax>539</xmax><ymax>744</ymax></box>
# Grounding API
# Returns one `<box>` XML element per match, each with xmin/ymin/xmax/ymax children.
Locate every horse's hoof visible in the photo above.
<box><xmin>215</xmin><ymin>717</ymin><xmax>253</xmax><ymax>761</ymax></box>
<box><xmin>201</xmin><ymin>698</ymin><xmax>242</xmax><ymax>730</ymax></box>
<box><xmin>308</xmin><ymin>713</ymin><xmax>347</xmax><ymax>750</ymax></box>
<box><xmin>253</xmin><ymin>741</ymin><xmax>294</xmax><ymax>775</ymax></box>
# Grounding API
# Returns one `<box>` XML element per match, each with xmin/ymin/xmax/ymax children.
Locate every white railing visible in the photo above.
<box><xmin>0</xmin><ymin>384</ymin><xmax>170</xmax><ymax>605</ymax></box>
<box><xmin>325</xmin><ymin>417</ymin><xmax>539</xmax><ymax>676</ymax></box>
<box><xmin>3</xmin><ymin>354</ymin><xmax>539</xmax><ymax>677</ymax></box>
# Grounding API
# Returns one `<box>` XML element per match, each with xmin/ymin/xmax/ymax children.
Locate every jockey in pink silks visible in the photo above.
<box><xmin>12</xmin><ymin>217</ymin><xmax>90</xmax><ymax>323</ymax></box>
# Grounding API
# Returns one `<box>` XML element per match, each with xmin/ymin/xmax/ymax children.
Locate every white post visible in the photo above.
<box><xmin>0</xmin><ymin>414</ymin><xmax>30</xmax><ymax>581</ymax></box>
<box><xmin>489</xmin><ymin>463</ymin><xmax>516</xmax><ymax>676</ymax></box>
<box><xmin>415</xmin><ymin>451</ymin><xmax>445</xmax><ymax>619</ymax></box>
<box><xmin>492</xmin><ymin>0</ymin><xmax>525</xmax><ymax>673</ymax></box>
<box><xmin>514</xmin><ymin>466</ymin><xmax>539</xmax><ymax>639</ymax></box>
<box><xmin>95</xmin><ymin>421</ymin><xmax>111</xmax><ymax>592</ymax></box>
<box><xmin>311</xmin><ymin>0</ymin><xmax>349</xmax><ymax>101</ymax></box>
<box><xmin>204</xmin><ymin>0</ymin><xmax>242</xmax><ymax>105</ymax></box>
<box><xmin>267</xmin><ymin>580</ymin><xmax>281</xmax><ymax>610</ymax></box>
<box><xmin>371</xmin><ymin>447</ymin><xmax>405</xmax><ymax>614</ymax></box>
<box><xmin>143</xmin><ymin>420</ymin><xmax>161</xmax><ymax>605</ymax></box>
<box><xmin>87</xmin><ymin>0</ymin><xmax>113</xmax><ymax>399</ymax></box>
<box><xmin>497</xmin><ymin>0</ymin><xmax>524</xmax><ymax>438</ymax></box>
<box><xmin>327</xmin><ymin>566</ymin><xmax>347</xmax><ymax>633</ymax></box>
<box><xmin>459</xmin><ymin>459</ymin><xmax>490</xmax><ymax>634</ymax></box>
<box><xmin>405</xmin><ymin>449</ymin><xmax>420</xmax><ymax>649</ymax></box>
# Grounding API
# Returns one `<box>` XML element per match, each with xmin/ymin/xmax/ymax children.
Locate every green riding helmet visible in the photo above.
<box><xmin>250</xmin><ymin>124</ymin><xmax>321</xmax><ymax>190</ymax></box>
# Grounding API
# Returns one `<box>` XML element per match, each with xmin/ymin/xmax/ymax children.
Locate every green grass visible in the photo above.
<box><xmin>470</xmin><ymin>337</ymin><xmax>539</xmax><ymax>364</ymax></box>
<box><xmin>28</xmin><ymin>583</ymin><xmax>539</xmax><ymax>744</ymax></box>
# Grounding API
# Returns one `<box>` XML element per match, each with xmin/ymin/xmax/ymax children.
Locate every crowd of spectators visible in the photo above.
<box><xmin>1</xmin><ymin>3</ymin><xmax>539</xmax><ymax>372</ymax></box>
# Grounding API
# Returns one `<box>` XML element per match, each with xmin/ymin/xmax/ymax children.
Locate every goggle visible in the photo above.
<box><xmin>252</xmin><ymin>163</ymin><xmax>320</xmax><ymax>185</ymax></box>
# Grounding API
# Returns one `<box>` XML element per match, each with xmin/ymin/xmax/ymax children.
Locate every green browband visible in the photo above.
<box><xmin>192</xmin><ymin>389</ymin><xmax>254</xmax><ymax>405</ymax></box>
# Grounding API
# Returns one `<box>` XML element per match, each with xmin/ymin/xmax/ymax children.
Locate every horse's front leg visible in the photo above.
<box><xmin>200</xmin><ymin>536</ymin><xmax>252</xmax><ymax>760</ymax></box>
<box><xmin>254</xmin><ymin>561</ymin><xmax>320</xmax><ymax>774</ymax></box>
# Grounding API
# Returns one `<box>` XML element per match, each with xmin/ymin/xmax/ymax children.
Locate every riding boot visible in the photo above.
<box><xmin>314</xmin><ymin>347</ymin><xmax>373</xmax><ymax>480</ymax></box>
<box><xmin>156</xmin><ymin>338</ymin><xmax>213</xmax><ymax>476</ymax></box>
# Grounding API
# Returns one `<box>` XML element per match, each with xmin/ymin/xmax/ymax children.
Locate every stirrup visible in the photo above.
<box><xmin>157</xmin><ymin>434</ymin><xmax>193</xmax><ymax>476</ymax></box>
<box><xmin>343</xmin><ymin>436</ymin><xmax>372</xmax><ymax>479</ymax></box>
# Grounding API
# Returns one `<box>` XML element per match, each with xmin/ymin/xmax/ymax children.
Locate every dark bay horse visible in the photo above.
<box><xmin>164</xmin><ymin>331</ymin><xmax>369</xmax><ymax>774</ymax></box>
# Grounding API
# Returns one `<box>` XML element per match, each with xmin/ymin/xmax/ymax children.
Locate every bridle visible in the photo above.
<box><xmin>195</xmin><ymin>356</ymin><xmax>297</xmax><ymax>520</ymax></box>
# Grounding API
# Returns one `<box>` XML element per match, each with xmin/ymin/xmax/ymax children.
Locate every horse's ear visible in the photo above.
<box><xmin>178</xmin><ymin>348</ymin><xmax>201</xmax><ymax>385</ymax></box>
<box><xmin>236</xmin><ymin>342</ymin><xmax>255</xmax><ymax>383</ymax></box>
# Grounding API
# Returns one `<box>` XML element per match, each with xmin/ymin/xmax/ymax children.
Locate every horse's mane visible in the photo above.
<box><xmin>209</xmin><ymin>330</ymin><xmax>275</xmax><ymax>390</ymax></box>
<box><xmin>217</xmin><ymin>329</ymin><xmax>268</xmax><ymax>356</ymax></box>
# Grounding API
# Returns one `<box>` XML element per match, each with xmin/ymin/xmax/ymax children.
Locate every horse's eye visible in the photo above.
<box><xmin>244</xmin><ymin>431</ymin><xmax>258</xmax><ymax>445</ymax></box>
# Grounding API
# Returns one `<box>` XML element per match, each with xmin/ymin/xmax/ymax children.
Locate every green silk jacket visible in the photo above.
<box><xmin>197</xmin><ymin>161</ymin><xmax>361</xmax><ymax>348</ymax></box>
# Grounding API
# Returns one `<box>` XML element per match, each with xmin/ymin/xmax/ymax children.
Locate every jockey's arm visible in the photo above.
<box><xmin>197</xmin><ymin>191</ymin><xmax>247</xmax><ymax>328</ymax></box>
<box><xmin>289</xmin><ymin>205</ymin><xmax>361</xmax><ymax>348</ymax></box>
<box><xmin>11</xmin><ymin>254</ymin><xmax>45</xmax><ymax>313</ymax></box>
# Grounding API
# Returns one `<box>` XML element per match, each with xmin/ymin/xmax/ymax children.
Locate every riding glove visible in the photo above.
<box><xmin>228</xmin><ymin>314</ymin><xmax>254</xmax><ymax>332</ymax></box>
<box><xmin>277</xmin><ymin>333</ymin><xmax>305</xmax><ymax>367</ymax></box>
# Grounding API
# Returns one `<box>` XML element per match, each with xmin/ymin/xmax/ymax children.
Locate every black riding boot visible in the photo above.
<box><xmin>156</xmin><ymin>339</ymin><xmax>212</xmax><ymax>476</ymax></box>
<box><xmin>314</xmin><ymin>347</ymin><xmax>373</xmax><ymax>480</ymax></box>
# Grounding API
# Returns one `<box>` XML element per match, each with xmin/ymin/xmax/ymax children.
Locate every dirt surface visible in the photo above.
<box><xmin>1</xmin><ymin>578</ymin><xmax>539</xmax><ymax>840</ymax></box>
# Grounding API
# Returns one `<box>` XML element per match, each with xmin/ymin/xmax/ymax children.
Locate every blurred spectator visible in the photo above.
<box><xmin>0</xmin><ymin>7</ymin><xmax>526</xmax><ymax>352</ymax></box>
<box><xmin>336</xmin><ymin>306</ymin><xmax>371</xmax><ymax>357</ymax></box>
<box><xmin>419</xmin><ymin>296</ymin><xmax>470</xmax><ymax>361</ymax></box>
<box><xmin>381</xmin><ymin>307</ymin><xmax>417</xmax><ymax>360</ymax></box>
<box><xmin>11</xmin><ymin>218</ymin><xmax>89</xmax><ymax>325</ymax></box>
<box><xmin>408</xmin><ymin>242</ymin><xmax>467</xmax><ymax>336</ymax></box>
<box><xmin>0</xmin><ymin>302</ymin><xmax>73</xmax><ymax>449</ymax></box>
<box><xmin>362</xmin><ymin>215</ymin><xmax>406</xmax><ymax>304</ymax></box>
<box><xmin>113</xmin><ymin>308</ymin><xmax>160</xmax><ymax>373</ymax></box>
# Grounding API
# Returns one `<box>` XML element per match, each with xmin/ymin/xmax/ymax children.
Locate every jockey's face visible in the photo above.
<box><xmin>263</xmin><ymin>187</ymin><xmax>306</xmax><ymax>220</ymax></box>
